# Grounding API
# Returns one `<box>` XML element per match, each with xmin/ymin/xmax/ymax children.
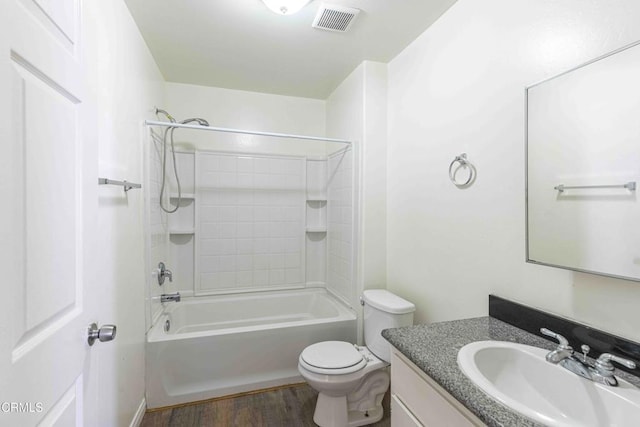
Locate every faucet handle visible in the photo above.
<box><xmin>595</xmin><ymin>353</ymin><xmax>637</xmax><ymax>374</ymax></box>
<box><xmin>157</xmin><ymin>262</ymin><xmax>173</xmax><ymax>285</ymax></box>
<box><xmin>540</xmin><ymin>328</ymin><xmax>572</xmax><ymax>350</ymax></box>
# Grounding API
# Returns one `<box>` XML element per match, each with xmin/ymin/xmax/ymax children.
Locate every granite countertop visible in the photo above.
<box><xmin>382</xmin><ymin>316</ymin><xmax>640</xmax><ymax>427</ymax></box>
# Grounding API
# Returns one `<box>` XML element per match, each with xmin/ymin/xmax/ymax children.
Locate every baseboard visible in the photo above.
<box><xmin>145</xmin><ymin>382</ymin><xmax>307</xmax><ymax>413</ymax></box>
<box><xmin>129</xmin><ymin>398</ymin><xmax>146</xmax><ymax>427</ymax></box>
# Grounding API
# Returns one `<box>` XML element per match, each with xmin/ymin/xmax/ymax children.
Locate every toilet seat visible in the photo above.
<box><xmin>300</xmin><ymin>341</ymin><xmax>368</xmax><ymax>375</ymax></box>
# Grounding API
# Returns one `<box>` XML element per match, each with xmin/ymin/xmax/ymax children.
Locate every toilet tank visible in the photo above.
<box><xmin>363</xmin><ymin>290</ymin><xmax>415</xmax><ymax>363</ymax></box>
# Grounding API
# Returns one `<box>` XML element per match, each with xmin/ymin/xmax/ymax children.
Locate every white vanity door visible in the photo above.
<box><xmin>391</xmin><ymin>393</ymin><xmax>424</xmax><ymax>427</ymax></box>
<box><xmin>391</xmin><ymin>348</ymin><xmax>484</xmax><ymax>426</ymax></box>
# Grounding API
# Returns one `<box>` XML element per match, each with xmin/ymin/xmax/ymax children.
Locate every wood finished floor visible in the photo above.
<box><xmin>141</xmin><ymin>384</ymin><xmax>390</xmax><ymax>427</ymax></box>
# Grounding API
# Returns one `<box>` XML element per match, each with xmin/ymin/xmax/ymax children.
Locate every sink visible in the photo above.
<box><xmin>457</xmin><ymin>341</ymin><xmax>640</xmax><ymax>426</ymax></box>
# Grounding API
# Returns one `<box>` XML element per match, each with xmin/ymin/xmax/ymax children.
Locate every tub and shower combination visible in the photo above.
<box><xmin>144</xmin><ymin>117</ymin><xmax>357</xmax><ymax>409</ymax></box>
<box><xmin>146</xmin><ymin>288</ymin><xmax>356</xmax><ymax>408</ymax></box>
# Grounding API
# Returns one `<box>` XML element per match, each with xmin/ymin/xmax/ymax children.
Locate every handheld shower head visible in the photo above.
<box><xmin>155</xmin><ymin>107</ymin><xmax>176</xmax><ymax>123</ymax></box>
<box><xmin>154</xmin><ymin>109</ymin><xmax>210</xmax><ymax>215</ymax></box>
<box><xmin>180</xmin><ymin>118</ymin><xmax>210</xmax><ymax>127</ymax></box>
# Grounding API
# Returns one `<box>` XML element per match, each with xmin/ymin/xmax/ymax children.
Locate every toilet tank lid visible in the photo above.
<box><xmin>363</xmin><ymin>290</ymin><xmax>415</xmax><ymax>314</ymax></box>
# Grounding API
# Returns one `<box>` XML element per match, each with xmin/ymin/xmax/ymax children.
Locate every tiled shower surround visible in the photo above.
<box><xmin>197</xmin><ymin>153</ymin><xmax>306</xmax><ymax>292</ymax></box>
<box><xmin>150</xmin><ymin>147</ymin><xmax>355</xmax><ymax>300</ymax></box>
<box><xmin>327</xmin><ymin>149</ymin><xmax>354</xmax><ymax>304</ymax></box>
<box><xmin>146</xmin><ymin>131</ymin><xmax>170</xmax><ymax>322</ymax></box>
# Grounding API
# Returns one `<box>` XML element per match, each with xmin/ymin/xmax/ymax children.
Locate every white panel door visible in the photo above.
<box><xmin>0</xmin><ymin>0</ymin><xmax>96</xmax><ymax>425</ymax></box>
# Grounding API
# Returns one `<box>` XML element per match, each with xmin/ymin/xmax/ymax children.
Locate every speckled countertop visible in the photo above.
<box><xmin>382</xmin><ymin>317</ymin><xmax>640</xmax><ymax>427</ymax></box>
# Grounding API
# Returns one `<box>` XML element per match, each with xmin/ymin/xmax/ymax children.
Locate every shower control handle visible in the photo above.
<box><xmin>157</xmin><ymin>262</ymin><xmax>173</xmax><ymax>285</ymax></box>
<box><xmin>87</xmin><ymin>323</ymin><xmax>117</xmax><ymax>346</ymax></box>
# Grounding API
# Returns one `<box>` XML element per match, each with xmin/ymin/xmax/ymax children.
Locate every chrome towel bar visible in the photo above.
<box><xmin>98</xmin><ymin>178</ymin><xmax>142</xmax><ymax>192</ymax></box>
<box><xmin>554</xmin><ymin>181</ymin><xmax>636</xmax><ymax>193</ymax></box>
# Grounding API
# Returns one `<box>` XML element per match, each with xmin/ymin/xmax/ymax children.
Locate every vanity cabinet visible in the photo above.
<box><xmin>390</xmin><ymin>348</ymin><xmax>485</xmax><ymax>427</ymax></box>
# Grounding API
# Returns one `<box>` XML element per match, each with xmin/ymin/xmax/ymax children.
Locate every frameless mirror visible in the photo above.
<box><xmin>526</xmin><ymin>41</ymin><xmax>640</xmax><ymax>281</ymax></box>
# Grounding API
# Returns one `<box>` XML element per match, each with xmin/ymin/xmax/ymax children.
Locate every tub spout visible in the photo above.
<box><xmin>161</xmin><ymin>292</ymin><xmax>181</xmax><ymax>303</ymax></box>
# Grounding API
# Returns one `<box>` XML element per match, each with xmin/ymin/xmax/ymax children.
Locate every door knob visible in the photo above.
<box><xmin>88</xmin><ymin>323</ymin><xmax>117</xmax><ymax>346</ymax></box>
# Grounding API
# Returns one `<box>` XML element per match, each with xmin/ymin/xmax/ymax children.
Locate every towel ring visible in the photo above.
<box><xmin>448</xmin><ymin>153</ymin><xmax>476</xmax><ymax>187</ymax></box>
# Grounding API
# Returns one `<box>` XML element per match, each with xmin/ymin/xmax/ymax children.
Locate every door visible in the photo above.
<box><xmin>0</xmin><ymin>0</ymin><xmax>95</xmax><ymax>425</ymax></box>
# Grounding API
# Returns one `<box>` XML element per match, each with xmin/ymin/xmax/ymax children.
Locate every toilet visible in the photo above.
<box><xmin>298</xmin><ymin>290</ymin><xmax>415</xmax><ymax>427</ymax></box>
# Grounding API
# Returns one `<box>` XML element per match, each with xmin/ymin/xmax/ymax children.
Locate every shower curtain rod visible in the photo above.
<box><xmin>144</xmin><ymin>120</ymin><xmax>351</xmax><ymax>145</ymax></box>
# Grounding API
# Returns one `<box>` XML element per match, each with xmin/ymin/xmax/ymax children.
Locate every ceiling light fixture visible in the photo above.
<box><xmin>261</xmin><ymin>0</ymin><xmax>312</xmax><ymax>15</ymax></box>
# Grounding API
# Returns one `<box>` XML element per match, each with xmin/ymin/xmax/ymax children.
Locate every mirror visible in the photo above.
<box><xmin>526</xmin><ymin>41</ymin><xmax>640</xmax><ymax>281</ymax></box>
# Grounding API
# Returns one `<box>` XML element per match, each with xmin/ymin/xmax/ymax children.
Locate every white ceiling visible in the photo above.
<box><xmin>124</xmin><ymin>0</ymin><xmax>458</xmax><ymax>99</ymax></box>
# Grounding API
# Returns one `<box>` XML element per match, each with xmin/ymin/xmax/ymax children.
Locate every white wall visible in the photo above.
<box><xmin>361</xmin><ymin>63</ymin><xmax>388</xmax><ymax>290</ymax></box>
<box><xmin>387</xmin><ymin>0</ymin><xmax>640</xmax><ymax>342</ymax></box>
<box><xmin>326</xmin><ymin>61</ymin><xmax>388</xmax><ymax>296</ymax></box>
<box><xmin>164</xmin><ymin>82</ymin><xmax>328</xmax><ymax>157</ymax></box>
<box><xmin>83</xmin><ymin>0</ymin><xmax>165</xmax><ymax>424</ymax></box>
<box><xmin>327</xmin><ymin>149</ymin><xmax>355</xmax><ymax>305</ymax></box>
<box><xmin>326</xmin><ymin>61</ymin><xmax>387</xmax><ymax>343</ymax></box>
<box><xmin>326</xmin><ymin>64</ymin><xmax>363</xmax><ymax>313</ymax></box>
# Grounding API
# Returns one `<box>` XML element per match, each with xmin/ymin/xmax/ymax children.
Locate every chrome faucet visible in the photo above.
<box><xmin>540</xmin><ymin>328</ymin><xmax>574</xmax><ymax>363</ymax></box>
<box><xmin>592</xmin><ymin>352</ymin><xmax>637</xmax><ymax>386</ymax></box>
<box><xmin>160</xmin><ymin>292</ymin><xmax>181</xmax><ymax>303</ymax></box>
<box><xmin>540</xmin><ymin>328</ymin><xmax>636</xmax><ymax>386</ymax></box>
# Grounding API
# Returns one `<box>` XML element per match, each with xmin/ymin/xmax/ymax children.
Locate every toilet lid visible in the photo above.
<box><xmin>301</xmin><ymin>341</ymin><xmax>364</xmax><ymax>370</ymax></box>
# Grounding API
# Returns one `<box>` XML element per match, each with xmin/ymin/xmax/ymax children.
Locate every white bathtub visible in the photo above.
<box><xmin>145</xmin><ymin>288</ymin><xmax>357</xmax><ymax>408</ymax></box>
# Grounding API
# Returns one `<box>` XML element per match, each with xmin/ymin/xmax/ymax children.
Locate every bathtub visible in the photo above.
<box><xmin>145</xmin><ymin>288</ymin><xmax>357</xmax><ymax>408</ymax></box>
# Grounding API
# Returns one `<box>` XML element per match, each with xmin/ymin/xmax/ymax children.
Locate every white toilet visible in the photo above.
<box><xmin>298</xmin><ymin>290</ymin><xmax>415</xmax><ymax>427</ymax></box>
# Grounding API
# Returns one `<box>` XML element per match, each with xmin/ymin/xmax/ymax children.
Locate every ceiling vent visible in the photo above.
<box><xmin>312</xmin><ymin>4</ymin><xmax>360</xmax><ymax>33</ymax></box>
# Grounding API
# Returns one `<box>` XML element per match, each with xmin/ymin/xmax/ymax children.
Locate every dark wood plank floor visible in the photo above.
<box><xmin>141</xmin><ymin>383</ymin><xmax>390</xmax><ymax>427</ymax></box>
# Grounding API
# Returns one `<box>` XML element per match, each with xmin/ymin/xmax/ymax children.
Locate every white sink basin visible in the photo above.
<box><xmin>457</xmin><ymin>341</ymin><xmax>640</xmax><ymax>426</ymax></box>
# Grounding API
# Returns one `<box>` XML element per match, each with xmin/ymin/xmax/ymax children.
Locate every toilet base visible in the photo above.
<box><xmin>307</xmin><ymin>366</ymin><xmax>390</xmax><ymax>427</ymax></box>
<box><xmin>347</xmin><ymin>406</ymin><xmax>383</xmax><ymax>427</ymax></box>
<box><xmin>313</xmin><ymin>393</ymin><xmax>384</xmax><ymax>427</ymax></box>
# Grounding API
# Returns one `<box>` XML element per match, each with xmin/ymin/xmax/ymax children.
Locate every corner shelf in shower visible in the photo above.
<box><xmin>169</xmin><ymin>193</ymin><xmax>196</xmax><ymax>200</ymax></box>
<box><xmin>306</xmin><ymin>199</ymin><xmax>327</xmax><ymax>236</ymax></box>
<box><xmin>168</xmin><ymin>190</ymin><xmax>196</xmax><ymax>235</ymax></box>
<box><xmin>169</xmin><ymin>229</ymin><xmax>195</xmax><ymax>235</ymax></box>
<box><xmin>306</xmin><ymin>227</ymin><xmax>327</xmax><ymax>233</ymax></box>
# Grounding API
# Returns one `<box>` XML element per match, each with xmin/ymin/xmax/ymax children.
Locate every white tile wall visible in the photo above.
<box><xmin>327</xmin><ymin>149</ymin><xmax>354</xmax><ymax>303</ymax></box>
<box><xmin>149</xmin><ymin>132</ymin><xmax>168</xmax><ymax>248</ymax></box>
<box><xmin>165</xmin><ymin>152</ymin><xmax>196</xmax><ymax>297</ymax></box>
<box><xmin>148</xmin><ymin>131</ymin><xmax>169</xmax><ymax>321</ymax></box>
<box><xmin>196</xmin><ymin>152</ymin><xmax>306</xmax><ymax>293</ymax></box>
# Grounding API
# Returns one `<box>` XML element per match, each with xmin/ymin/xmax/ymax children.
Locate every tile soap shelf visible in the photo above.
<box><xmin>169</xmin><ymin>229</ymin><xmax>195</xmax><ymax>235</ymax></box>
<box><xmin>170</xmin><ymin>193</ymin><xmax>196</xmax><ymax>199</ymax></box>
<box><xmin>306</xmin><ymin>200</ymin><xmax>326</xmax><ymax>235</ymax></box>
<box><xmin>306</xmin><ymin>227</ymin><xmax>327</xmax><ymax>233</ymax></box>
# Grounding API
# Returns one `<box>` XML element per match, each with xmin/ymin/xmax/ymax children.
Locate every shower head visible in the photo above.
<box><xmin>180</xmin><ymin>118</ymin><xmax>210</xmax><ymax>127</ymax></box>
<box><xmin>155</xmin><ymin>107</ymin><xmax>176</xmax><ymax>123</ymax></box>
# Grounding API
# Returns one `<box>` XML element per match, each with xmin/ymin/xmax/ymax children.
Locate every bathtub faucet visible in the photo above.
<box><xmin>161</xmin><ymin>292</ymin><xmax>181</xmax><ymax>303</ymax></box>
